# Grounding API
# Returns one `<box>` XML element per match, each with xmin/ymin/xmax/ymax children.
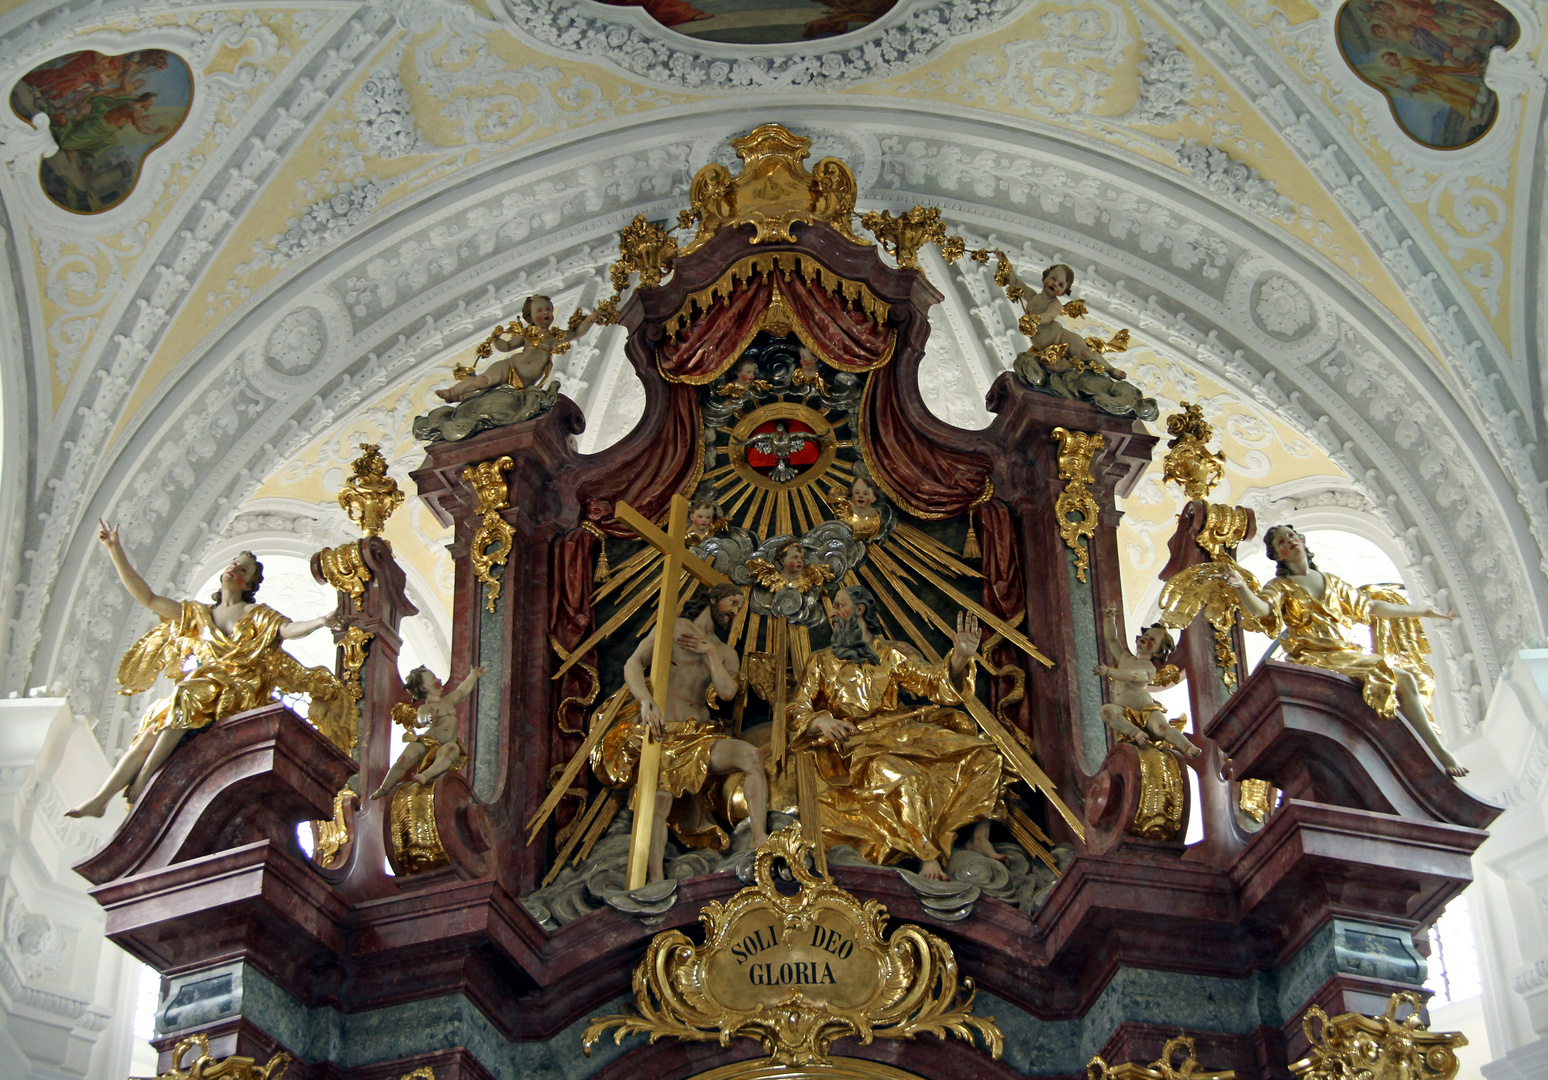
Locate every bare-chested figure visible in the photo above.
<box><xmin>370</xmin><ymin>664</ymin><xmax>485</xmax><ymax>799</ymax></box>
<box><xmin>1094</xmin><ymin>603</ymin><xmax>1199</xmax><ymax>758</ymax></box>
<box><xmin>593</xmin><ymin>582</ymin><xmax>768</xmax><ymax>883</ymax></box>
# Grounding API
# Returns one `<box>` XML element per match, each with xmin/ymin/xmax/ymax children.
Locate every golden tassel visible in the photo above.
<box><xmin>583</xmin><ymin>522</ymin><xmax>609</xmax><ymax>585</ymax></box>
<box><xmin>962</xmin><ymin>511</ymin><xmax>982</xmax><ymax>561</ymax></box>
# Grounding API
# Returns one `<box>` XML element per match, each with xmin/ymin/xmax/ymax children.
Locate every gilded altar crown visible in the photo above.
<box><xmin>681</xmin><ymin>123</ymin><xmax>864</xmax><ymax>253</ymax></box>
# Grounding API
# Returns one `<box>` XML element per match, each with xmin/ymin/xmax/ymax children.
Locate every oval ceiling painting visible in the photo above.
<box><xmin>601</xmin><ymin>0</ymin><xmax>899</xmax><ymax>43</ymax></box>
<box><xmin>1336</xmin><ymin>0</ymin><xmax>1519</xmax><ymax>149</ymax></box>
<box><xmin>9</xmin><ymin>49</ymin><xmax>192</xmax><ymax>213</ymax></box>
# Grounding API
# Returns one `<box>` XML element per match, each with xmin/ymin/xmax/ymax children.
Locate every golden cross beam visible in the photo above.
<box><xmin>615</xmin><ymin>495</ymin><xmax>731</xmax><ymax>890</ymax></box>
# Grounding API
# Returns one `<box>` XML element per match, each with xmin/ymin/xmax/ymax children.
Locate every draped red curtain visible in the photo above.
<box><xmin>860</xmin><ymin>368</ymin><xmax>993</xmax><ymax>518</ymax></box>
<box><xmin>978</xmin><ymin>499</ymin><xmax>1033</xmax><ymax>735</ymax></box>
<box><xmin>656</xmin><ymin>268</ymin><xmax>896</xmax><ymax>383</ymax></box>
<box><xmin>580</xmin><ymin>386</ymin><xmax>702</xmax><ymax>539</ymax></box>
<box><xmin>658</xmin><ymin>273</ymin><xmax>773</xmax><ymax>382</ymax></box>
<box><xmin>548</xmin><ymin>526</ymin><xmax>598</xmax><ymax>831</ymax></box>
<box><xmin>777</xmin><ymin>267</ymin><xmax>893</xmax><ymax>370</ymax></box>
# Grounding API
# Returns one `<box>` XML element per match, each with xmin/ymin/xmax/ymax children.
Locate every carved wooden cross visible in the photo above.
<box><xmin>615</xmin><ymin>495</ymin><xmax>731</xmax><ymax>890</ymax></box>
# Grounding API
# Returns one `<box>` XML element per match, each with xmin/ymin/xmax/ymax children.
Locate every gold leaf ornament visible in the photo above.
<box><xmin>316</xmin><ymin>540</ymin><xmax>372</xmax><ymax>600</ymax></box>
<box><xmin>1087</xmin><ymin>1035</ymin><xmax>1236</xmax><ymax>1079</ymax></box>
<box><xmin>1291</xmin><ymin>992</ymin><xmax>1465</xmax><ymax>1080</ymax></box>
<box><xmin>142</xmin><ymin>1033</ymin><xmax>291</xmax><ymax>1080</ymax></box>
<box><xmin>463</xmin><ymin>456</ymin><xmax>515</xmax><ymax>613</ymax></box>
<box><xmin>1051</xmin><ymin>427</ymin><xmax>1105</xmax><ymax>583</ymax></box>
<box><xmin>582</xmin><ymin>826</ymin><xmax>1002</xmax><ymax>1066</ymax></box>
<box><xmin>1161</xmin><ymin>402</ymin><xmax>1226</xmax><ymax>502</ymax></box>
<box><xmin>859</xmin><ymin>205</ymin><xmax>949</xmax><ymax>269</ymax></box>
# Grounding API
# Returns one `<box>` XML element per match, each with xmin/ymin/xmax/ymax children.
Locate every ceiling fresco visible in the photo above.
<box><xmin>0</xmin><ymin>0</ymin><xmax>1541</xmax><ymax>755</ymax></box>
<box><xmin>8</xmin><ymin>48</ymin><xmax>192</xmax><ymax>213</ymax></box>
<box><xmin>1335</xmin><ymin>0</ymin><xmax>1519</xmax><ymax>149</ymax></box>
<box><xmin>600</xmin><ymin>0</ymin><xmax>900</xmax><ymax>42</ymax></box>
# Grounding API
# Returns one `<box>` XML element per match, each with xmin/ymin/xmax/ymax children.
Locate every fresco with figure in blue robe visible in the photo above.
<box><xmin>1336</xmin><ymin>0</ymin><xmax>1518</xmax><ymax>149</ymax></box>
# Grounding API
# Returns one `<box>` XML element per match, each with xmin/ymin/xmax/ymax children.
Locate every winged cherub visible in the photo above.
<box><xmin>1094</xmin><ymin>604</ymin><xmax>1199</xmax><ymax>758</ymax></box>
<box><xmin>736</xmin><ymin>537</ymin><xmax>836</xmax><ymax>626</ymax></box>
<box><xmin>370</xmin><ymin>664</ymin><xmax>485</xmax><ymax>799</ymax></box>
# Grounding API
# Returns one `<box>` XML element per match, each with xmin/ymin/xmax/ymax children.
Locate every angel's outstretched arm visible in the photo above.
<box><xmin>1368</xmin><ymin>597</ymin><xmax>1454</xmax><ymax>621</ymax></box>
<box><xmin>1223</xmin><ymin>566</ymin><xmax>1272</xmax><ymax>620</ymax></box>
<box><xmin>443</xmin><ymin>665</ymin><xmax>485</xmax><ymax>705</ymax></box>
<box><xmin>1099</xmin><ymin>603</ymin><xmax>1128</xmax><ymax>659</ymax></box>
<box><xmin>98</xmin><ymin>521</ymin><xmax>179</xmax><ymax>620</ymax></box>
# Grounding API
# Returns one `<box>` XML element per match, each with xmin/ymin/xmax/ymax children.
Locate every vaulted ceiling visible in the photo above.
<box><xmin>1</xmin><ymin>0</ymin><xmax>1542</xmax><ymax>749</ymax></box>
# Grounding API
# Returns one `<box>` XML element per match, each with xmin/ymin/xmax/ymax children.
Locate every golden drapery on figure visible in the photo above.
<box><xmin>1249</xmin><ymin>574</ymin><xmax>1429</xmax><ymax>727</ymax></box>
<box><xmin>117</xmin><ymin>600</ymin><xmax>356</xmax><ymax>751</ymax></box>
<box><xmin>788</xmin><ymin>644</ymin><xmax>1007</xmax><ymax>867</ymax></box>
<box><xmin>592</xmin><ymin>694</ymin><xmax>735</xmax><ymax>850</ymax></box>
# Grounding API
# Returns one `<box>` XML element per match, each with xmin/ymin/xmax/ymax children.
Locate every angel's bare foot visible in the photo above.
<box><xmin>966</xmin><ymin>822</ymin><xmax>1008</xmax><ymax>863</ymax></box>
<box><xmin>65</xmin><ymin>800</ymin><xmax>106</xmax><ymax>819</ymax></box>
<box><xmin>1108</xmin><ymin>366</ymin><xmax>1128</xmax><ymax>380</ymax></box>
<box><xmin>1442</xmin><ymin>754</ymin><xmax>1470</xmax><ymax>778</ymax></box>
<box><xmin>434</xmin><ymin>388</ymin><xmax>455</xmax><ymax>402</ymax></box>
<box><xmin>919</xmin><ymin>858</ymin><xmax>948</xmax><ymax>881</ymax></box>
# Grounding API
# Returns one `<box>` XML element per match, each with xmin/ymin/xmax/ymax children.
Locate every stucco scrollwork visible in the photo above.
<box><xmin>4</xmin><ymin>899</ymin><xmax>67</xmax><ymax>980</ymax></box>
<box><xmin>493</xmin><ymin>0</ymin><xmax>1025</xmax><ymax>91</ymax></box>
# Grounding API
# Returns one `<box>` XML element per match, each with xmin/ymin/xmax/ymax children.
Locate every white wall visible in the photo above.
<box><xmin>1458</xmin><ymin>649</ymin><xmax>1548</xmax><ymax>1079</ymax></box>
<box><xmin>0</xmin><ymin>697</ymin><xmax>140</xmax><ymax>1080</ymax></box>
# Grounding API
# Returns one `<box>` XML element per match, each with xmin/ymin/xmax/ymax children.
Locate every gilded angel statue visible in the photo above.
<box><xmin>67</xmin><ymin>523</ymin><xmax>353</xmax><ymax>818</ymax></box>
<box><xmin>1161</xmin><ymin>524</ymin><xmax>1464</xmax><ymax>777</ymax></box>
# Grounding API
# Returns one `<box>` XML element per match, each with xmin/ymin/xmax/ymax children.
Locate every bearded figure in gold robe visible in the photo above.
<box><xmin>789</xmin><ymin>586</ymin><xmax>1008</xmax><ymax>881</ymax></box>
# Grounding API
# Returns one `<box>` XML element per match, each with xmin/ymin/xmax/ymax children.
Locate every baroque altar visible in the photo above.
<box><xmin>77</xmin><ymin>126</ymin><xmax>1492</xmax><ymax>1080</ymax></box>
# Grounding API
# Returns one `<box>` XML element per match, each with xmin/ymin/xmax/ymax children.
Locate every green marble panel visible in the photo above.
<box><xmin>475</xmin><ymin>595</ymin><xmax>503</xmax><ymax>801</ymax></box>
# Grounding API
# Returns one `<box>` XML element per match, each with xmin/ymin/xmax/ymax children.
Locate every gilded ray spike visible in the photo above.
<box><xmin>593</xmin><ymin>547</ymin><xmax>662</xmax><ymax>604</ymax></box>
<box><xmin>881</xmin><ymin>544</ymin><xmax>1052</xmax><ymax>667</ymax></box>
<box><xmin>576</xmin><ymin>790</ymin><xmax>622</xmax><ymax>864</ymax></box>
<box><xmin>542</xmin><ymin>791</ymin><xmax>610</xmax><ymax>887</ymax></box>
<box><xmin>895</xmin><ymin>521</ymin><xmax>984</xmax><ymax>579</ymax></box>
<box><xmin>554</xmin><ymin>569</ymin><xmax>686</xmax><ymax>682</ymax></box>
<box><xmin>525</xmin><ymin>687</ymin><xmax>629</xmax><ymax>839</ymax></box>
<box><xmin>858</xmin><ymin>566</ymin><xmax>941</xmax><ymax>664</ymax></box>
